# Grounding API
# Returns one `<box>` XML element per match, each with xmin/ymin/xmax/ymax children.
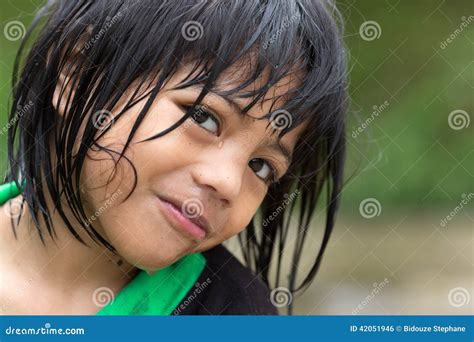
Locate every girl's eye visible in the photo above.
<box><xmin>187</xmin><ymin>105</ymin><xmax>220</xmax><ymax>135</ymax></box>
<box><xmin>249</xmin><ymin>158</ymin><xmax>278</xmax><ymax>185</ymax></box>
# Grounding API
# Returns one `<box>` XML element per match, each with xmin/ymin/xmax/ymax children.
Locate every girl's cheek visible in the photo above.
<box><xmin>219</xmin><ymin>195</ymin><xmax>263</xmax><ymax>241</ymax></box>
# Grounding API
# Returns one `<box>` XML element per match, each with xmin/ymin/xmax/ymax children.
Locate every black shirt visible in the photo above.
<box><xmin>172</xmin><ymin>244</ymin><xmax>279</xmax><ymax>315</ymax></box>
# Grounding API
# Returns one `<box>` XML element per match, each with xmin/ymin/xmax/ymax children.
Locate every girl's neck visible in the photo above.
<box><xmin>0</xmin><ymin>194</ymin><xmax>138</xmax><ymax>295</ymax></box>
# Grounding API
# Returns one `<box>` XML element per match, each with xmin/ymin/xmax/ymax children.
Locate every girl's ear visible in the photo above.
<box><xmin>51</xmin><ymin>27</ymin><xmax>93</xmax><ymax>117</ymax></box>
<box><xmin>52</xmin><ymin>62</ymin><xmax>75</xmax><ymax>118</ymax></box>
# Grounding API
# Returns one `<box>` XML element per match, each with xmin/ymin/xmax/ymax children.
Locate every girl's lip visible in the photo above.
<box><xmin>156</xmin><ymin>196</ymin><xmax>207</xmax><ymax>241</ymax></box>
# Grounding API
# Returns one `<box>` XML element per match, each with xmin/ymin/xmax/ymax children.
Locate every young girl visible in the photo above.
<box><xmin>0</xmin><ymin>0</ymin><xmax>348</xmax><ymax>315</ymax></box>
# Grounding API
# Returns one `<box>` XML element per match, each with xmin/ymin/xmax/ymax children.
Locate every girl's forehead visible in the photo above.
<box><xmin>170</xmin><ymin>58</ymin><xmax>303</xmax><ymax>119</ymax></box>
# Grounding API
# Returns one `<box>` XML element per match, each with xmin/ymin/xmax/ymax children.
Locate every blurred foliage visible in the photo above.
<box><xmin>339</xmin><ymin>0</ymin><xmax>472</xmax><ymax>211</ymax></box>
<box><xmin>0</xmin><ymin>0</ymin><xmax>472</xmax><ymax>211</ymax></box>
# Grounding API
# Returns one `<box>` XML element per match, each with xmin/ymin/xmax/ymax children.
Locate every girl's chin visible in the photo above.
<box><xmin>128</xmin><ymin>250</ymin><xmax>188</xmax><ymax>273</ymax></box>
<box><xmin>110</xmin><ymin>231</ymin><xmax>194</xmax><ymax>271</ymax></box>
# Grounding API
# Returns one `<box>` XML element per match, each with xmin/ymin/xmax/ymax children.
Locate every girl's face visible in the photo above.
<box><xmin>60</xmin><ymin>64</ymin><xmax>306</xmax><ymax>272</ymax></box>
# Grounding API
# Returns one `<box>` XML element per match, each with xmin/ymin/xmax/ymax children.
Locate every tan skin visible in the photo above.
<box><xmin>0</xmin><ymin>63</ymin><xmax>307</xmax><ymax>314</ymax></box>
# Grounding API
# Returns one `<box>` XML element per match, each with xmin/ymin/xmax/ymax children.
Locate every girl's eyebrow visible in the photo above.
<box><xmin>260</xmin><ymin>139</ymin><xmax>292</xmax><ymax>168</ymax></box>
<box><xmin>190</xmin><ymin>86</ymin><xmax>293</xmax><ymax>166</ymax></box>
<box><xmin>192</xmin><ymin>86</ymin><xmax>245</xmax><ymax>114</ymax></box>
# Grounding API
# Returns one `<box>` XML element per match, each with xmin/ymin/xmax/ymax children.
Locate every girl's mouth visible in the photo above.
<box><xmin>156</xmin><ymin>195</ymin><xmax>208</xmax><ymax>241</ymax></box>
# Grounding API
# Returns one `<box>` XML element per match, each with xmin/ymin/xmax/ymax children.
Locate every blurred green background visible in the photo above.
<box><xmin>0</xmin><ymin>0</ymin><xmax>472</xmax><ymax>315</ymax></box>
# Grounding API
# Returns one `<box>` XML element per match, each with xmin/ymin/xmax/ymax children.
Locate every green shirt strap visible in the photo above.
<box><xmin>0</xmin><ymin>180</ymin><xmax>23</xmax><ymax>205</ymax></box>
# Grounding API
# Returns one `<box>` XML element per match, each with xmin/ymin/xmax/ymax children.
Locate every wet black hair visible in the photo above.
<box><xmin>5</xmin><ymin>0</ymin><xmax>348</xmax><ymax>314</ymax></box>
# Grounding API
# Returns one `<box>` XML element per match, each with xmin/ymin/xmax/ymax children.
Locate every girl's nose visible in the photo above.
<box><xmin>190</xmin><ymin>145</ymin><xmax>248</xmax><ymax>207</ymax></box>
